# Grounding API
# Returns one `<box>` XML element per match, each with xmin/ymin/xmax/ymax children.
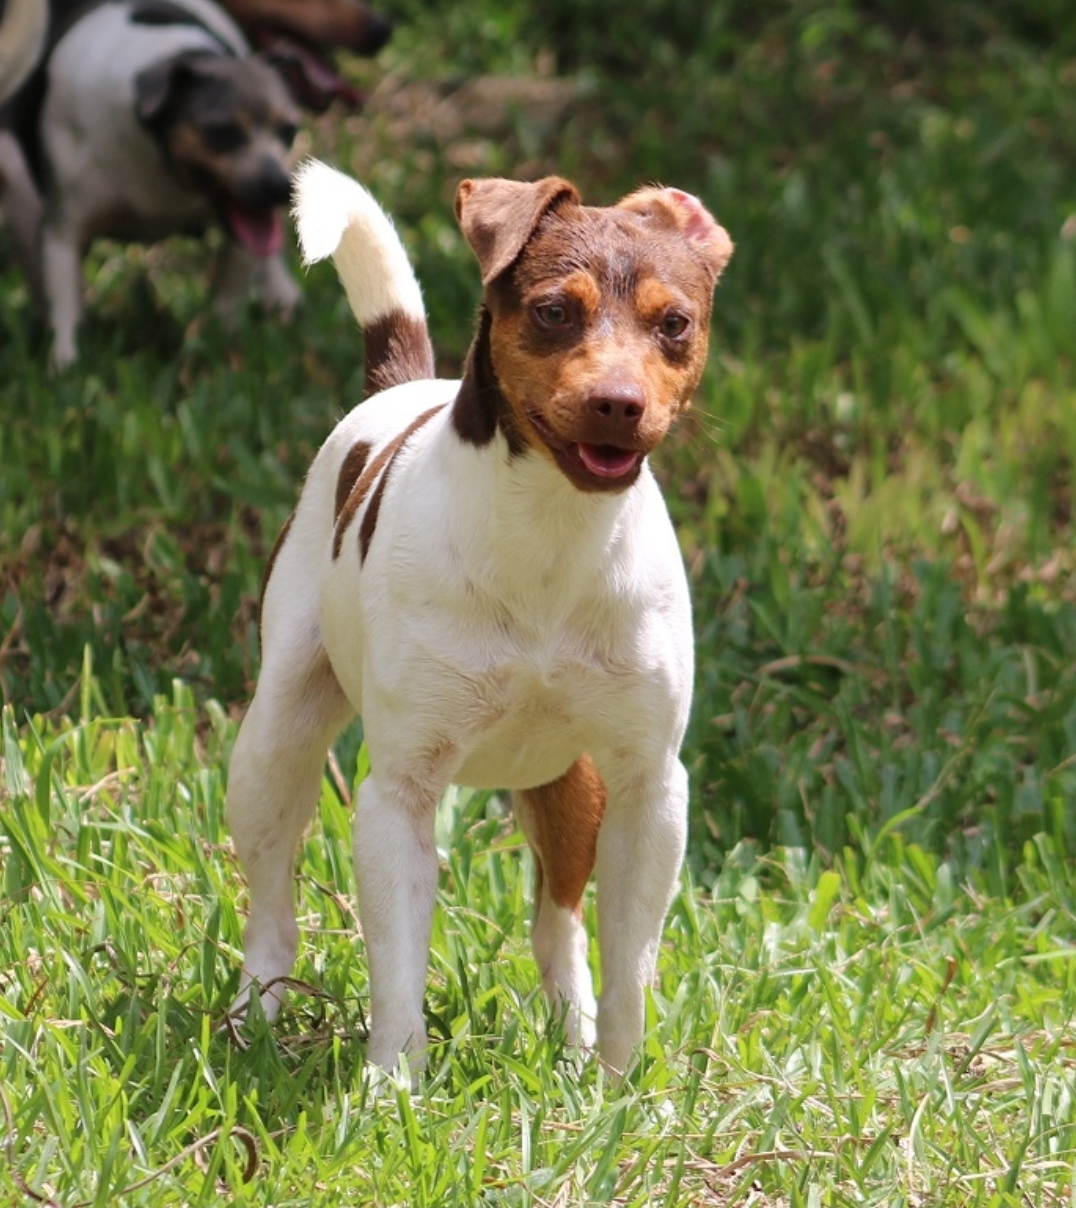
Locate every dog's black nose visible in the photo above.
<box><xmin>242</xmin><ymin>159</ymin><xmax>293</xmax><ymax>209</ymax></box>
<box><xmin>589</xmin><ymin>382</ymin><xmax>646</xmax><ymax>432</ymax></box>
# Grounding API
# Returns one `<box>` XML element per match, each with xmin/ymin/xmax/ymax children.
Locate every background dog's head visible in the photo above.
<box><xmin>136</xmin><ymin>50</ymin><xmax>300</xmax><ymax>256</ymax></box>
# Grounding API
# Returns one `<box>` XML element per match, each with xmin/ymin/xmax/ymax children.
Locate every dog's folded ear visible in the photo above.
<box><xmin>617</xmin><ymin>186</ymin><xmax>734</xmax><ymax>282</ymax></box>
<box><xmin>455</xmin><ymin>176</ymin><xmax>579</xmax><ymax>286</ymax></box>
<box><xmin>135</xmin><ymin>49</ymin><xmax>216</xmax><ymax>125</ymax></box>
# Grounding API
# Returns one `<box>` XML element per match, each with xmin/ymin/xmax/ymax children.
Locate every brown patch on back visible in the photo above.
<box><xmin>334</xmin><ymin>440</ymin><xmax>372</xmax><ymax>521</ymax></box>
<box><xmin>363</xmin><ymin>311</ymin><xmax>435</xmax><ymax>398</ymax></box>
<box><xmin>258</xmin><ymin>510</ymin><xmax>294</xmax><ymax>640</ymax></box>
<box><xmin>518</xmin><ymin>756</ymin><xmax>607</xmax><ymax>915</ymax></box>
<box><xmin>331</xmin><ymin>403</ymin><xmax>446</xmax><ymax>561</ymax></box>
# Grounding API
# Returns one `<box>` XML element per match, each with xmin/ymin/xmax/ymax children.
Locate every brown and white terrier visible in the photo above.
<box><xmin>227</xmin><ymin>160</ymin><xmax>733</xmax><ymax>1076</ymax></box>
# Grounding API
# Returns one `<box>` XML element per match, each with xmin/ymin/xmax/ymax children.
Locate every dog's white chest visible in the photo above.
<box><xmin>451</xmin><ymin>633</ymin><xmax>612</xmax><ymax>788</ymax></box>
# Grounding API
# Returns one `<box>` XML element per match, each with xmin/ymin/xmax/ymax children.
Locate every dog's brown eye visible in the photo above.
<box><xmin>659</xmin><ymin>312</ymin><xmax>690</xmax><ymax>339</ymax></box>
<box><xmin>277</xmin><ymin>121</ymin><xmax>298</xmax><ymax>147</ymax></box>
<box><xmin>533</xmin><ymin>302</ymin><xmax>571</xmax><ymax>329</ymax></box>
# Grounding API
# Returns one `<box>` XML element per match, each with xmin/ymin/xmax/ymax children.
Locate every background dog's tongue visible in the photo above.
<box><xmin>228</xmin><ymin>204</ymin><xmax>284</xmax><ymax>258</ymax></box>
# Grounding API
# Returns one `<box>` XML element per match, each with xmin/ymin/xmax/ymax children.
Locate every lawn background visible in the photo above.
<box><xmin>2</xmin><ymin>1</ymin><xmax>1076</xmax><ymax>1203</ymax></box>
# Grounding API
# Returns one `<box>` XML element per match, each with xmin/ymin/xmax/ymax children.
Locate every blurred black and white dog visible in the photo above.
<box><xmin>0</xmin><ymin>0</ymin><xmax>303</xmax><ymax>366</ymax></box>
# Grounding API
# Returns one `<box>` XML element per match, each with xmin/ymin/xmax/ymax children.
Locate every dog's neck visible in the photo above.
<box><xmin>445</xmin><ymin>311</ymin><xmax>646</xmax><ymax>596</ymax></box>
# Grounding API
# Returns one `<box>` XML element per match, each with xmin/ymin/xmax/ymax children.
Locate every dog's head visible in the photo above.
<box><xmin>455</xmin><ymin>176</ymin><xmax>733</xmax><ymax>492</ymax></box>
<box><xmin>222</xmin><ymin>0</ymin><xmax>393</xmax><ymax>111</ymax></box>
<box><xmin>135</xmin><ymin>50</ymin><xmax>300</xmax><ymax>256</ymax></box>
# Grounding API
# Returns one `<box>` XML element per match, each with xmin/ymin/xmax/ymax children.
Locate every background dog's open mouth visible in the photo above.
<box><xmin>227</xmin><ymin>203</ymin><xmax>284</xmax><ymax>258</ymax></box>
<box><xmin>577</xmin><ymin>443</ymin><xmax>643</xmax><ymax>480</ymax></box>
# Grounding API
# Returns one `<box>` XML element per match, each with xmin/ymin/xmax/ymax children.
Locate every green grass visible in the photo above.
<box><xmin>3</xmin><ymin>683</ymin><xmax>1075</xmax><ymax>1205</ymax></box>
<box><xmin>2</xmin><ymin>0</ymin><xmax>1076</xmax><ymax>1201</ymax></box>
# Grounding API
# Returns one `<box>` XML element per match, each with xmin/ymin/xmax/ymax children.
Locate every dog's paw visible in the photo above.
<box><xmin>565</xmin><ymin>999</ymin><xmax>598</xmax><ymax>1051</ymax></box>
<box><xmin>48</xmin><ymin>336</ymin><xmax>78</xmax><ymax>375</ymax></box>
<box><xmin>230</xmin><ymin>973</ymin><xmax>287</xmax><ymax>1024</ymax></box>
<box><xmin>366</xmin><ymin>1015</ymin><xmax>429</xmax><ymax>1079</ymax></box>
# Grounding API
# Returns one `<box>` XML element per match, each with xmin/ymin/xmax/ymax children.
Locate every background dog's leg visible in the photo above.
<box><xmin>211</xmin><ymin>243</ymin><xmax>259</xmax><ymax>324</ymax></box>
<box><xmin>353</xmin><ymin>772</ymin><xmax>440</xmax><ymax>1072</ymax></box>
<box><xmin>41</xmin><ymin>222</ymin><xmax>83</xmax><ymax>370</ymax></box>
<box><xmin>593</xmin><ymin>757</ymin><xmax>689</xmax><ymax>1076</ymax></box>
<box><xmin>253</xmin><ymin>253</ymin><xmax>301</xmax><ymax>317</ymax></box>
<box><xmin>211</xmin><ymin>246</ymin><xmax>301</xmax><ymax>323</ymax></box>
<box><xmin>514</xmin><ymin>756</ymin><xmax>605</xmax><ymax>1048</ymax></box>
<box><xmin>0</xmin><ymin>131</ymin><xmax>44</xmax><ymax>310</ymax></box>
<box><xmin>228</xmin><ymin>650</ymin><xmax>352</xmax><ymax>1020</ymax></box>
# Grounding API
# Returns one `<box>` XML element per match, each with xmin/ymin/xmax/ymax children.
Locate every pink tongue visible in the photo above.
<box><xmin>578</xmin><ymin>443</ymin><xmax>641</xmax><ymax>479</ymax></box>
<box><xmin>228</xmin><ymin>204</ymin><xmax>284</xmax><ymax>258</ymax></box>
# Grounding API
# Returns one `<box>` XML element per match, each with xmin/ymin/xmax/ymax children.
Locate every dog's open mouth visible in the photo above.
<box><xmin>576</xmin><ymin>443</ymin><xmax>643</xmax><ymax>480</ymax></box>
<box><xmin>227</xmin><ymin>202</ymin><xmax>284</xmax><ymax>258</ymax></box>
<box><xmin>527</xmin><ymin>413</ymin><xmax>645</xmax><ymax>490</ymax></box>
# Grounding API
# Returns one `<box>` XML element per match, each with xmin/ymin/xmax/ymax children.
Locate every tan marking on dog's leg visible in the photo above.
<box><xmin>515</xmin><ymin>756</ymin><xmax>606</xmax><ymax>1047</ymax></box>
<box><xmin>520</xmin><ymin>755</ymin><xmax>606</xmax><ymax>913</ymax></box>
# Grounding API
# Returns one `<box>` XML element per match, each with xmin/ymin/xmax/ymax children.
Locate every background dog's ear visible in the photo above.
<box><xmin>617</xmin><ymin>187</ymin><xmax>734</xmax><ymax>281</ymax></box>
<box><xmin>455</xmin><ymin>176</ymin><xmax>579</xmax><ymax>285</ymax></box>
<box><xmin>135</xmin><ymin>50</ymin><xmax>215</xmax><ymax>125</ymax></box>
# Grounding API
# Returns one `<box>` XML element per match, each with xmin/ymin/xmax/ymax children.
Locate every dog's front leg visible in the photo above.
<box><xmin>254</xmin><ymin>253</ymin><xmax>301</xmax><ymax>317</ymax></box>
<box><xmin>40</xmin><ymin>220</ymin><xmax>84</xmax><ymax>370</ymax></box>
<box><xmin>353</xmin><ymin>771</ymin><xmax>441</xmax><ymax>1073</ymax></box>
<box><xmin>593</xmin><ymin>757</ymin><xmax>689</xmax><ymax>1076</ymax></box>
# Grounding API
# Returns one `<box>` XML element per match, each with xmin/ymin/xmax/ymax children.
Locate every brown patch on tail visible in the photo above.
<box><xmin>518</xmin><ymin>755</ymin><xmax>607</xmax><ymax>916</ymax></box>
<box><xmin>363</xmin><ymin>310</ymin><xmax>435</xmax><ymax>398</ymax></box>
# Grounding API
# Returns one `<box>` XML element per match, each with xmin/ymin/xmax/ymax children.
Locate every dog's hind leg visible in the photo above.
<box><xmin>228</xmin><ymin>510</ymin><xmax>354</xmax><ymax>1021</ymax></box>
<box><xmin>228</xmin><ymin>644</ymin><xmax>353</xmax><ymax>1020</ymax></box>
<box><xmin>515</xmin><ymin>756</ymin><xmax>606</xmax><ymax>1049</ymax></box>
<box><xmin>0</xmin><ymin>132</ymin><xmax>44</xmax><ymax>308</ymax></box>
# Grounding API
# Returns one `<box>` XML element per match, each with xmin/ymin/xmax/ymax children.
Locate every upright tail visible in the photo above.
<box><xmin>293</xmin><ymin>159</ymin><xmax>435</xmax><ymax>397</ymax></box>
<box><xmin>0</xmin><ymin>0</ymin><xmax>49</xmax><ymax>107</ymax></box>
